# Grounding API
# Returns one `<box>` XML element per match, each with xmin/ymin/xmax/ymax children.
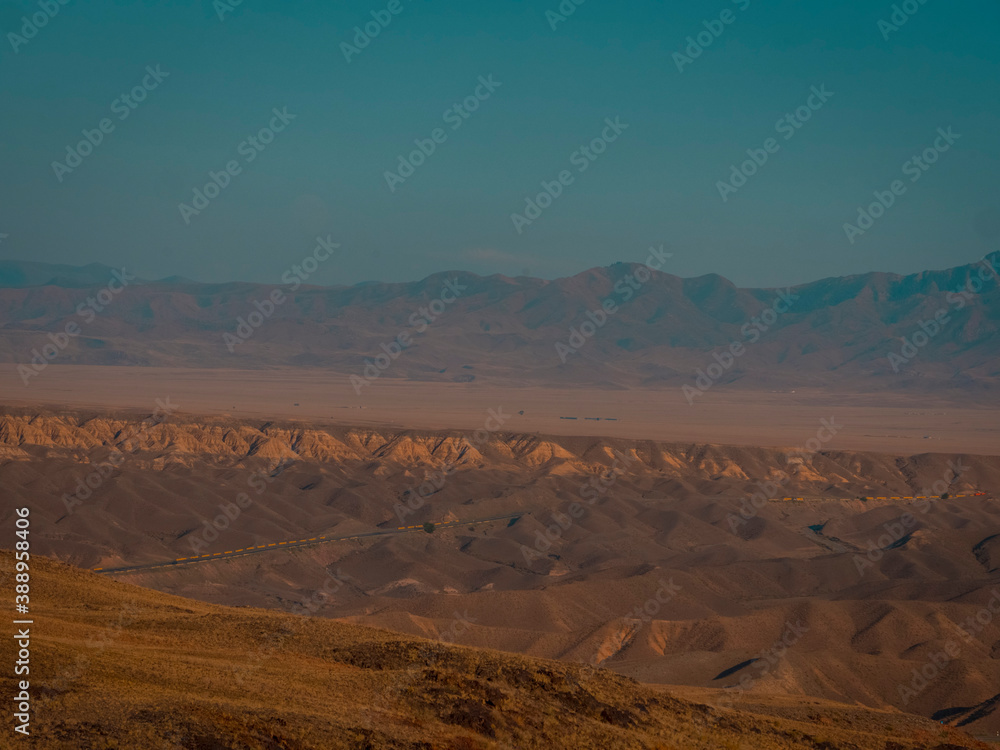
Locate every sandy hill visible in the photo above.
<box><xmin>2</xmin><ymin>408</ymin><xmax>999</xmax><ymax>740</ymax></box>
<box><xmin>0</xmin><ymin>551</ymin><xmax>990</xmax><ymax>749</ymax></box>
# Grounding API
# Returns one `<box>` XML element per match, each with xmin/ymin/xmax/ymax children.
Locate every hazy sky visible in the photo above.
<box><xmin>1</xmin><ymin>0</ymin><xmax>998</xmax><ymax>288</ymax></box>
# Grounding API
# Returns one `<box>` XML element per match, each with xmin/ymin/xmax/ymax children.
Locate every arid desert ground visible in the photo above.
<box><xmin>4</xmin><ymin>0</ymin><xmax>999</xmax><ymax>744</ymax></box>
<box><xmin>3</xmin><ymin>364</ymin><xmax>999</xmax><ymax>455</ymax></box>
<box><xmin>2</xmin><ymin>369</ymin><xmax>998</xmax><ymax>746</ymax></box>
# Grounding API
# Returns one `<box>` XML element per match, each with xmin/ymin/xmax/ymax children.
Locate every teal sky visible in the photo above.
<box><xmin>0</xmin><ymin>0</ymin><xmax>998</xmax><ymax>287</ymax></box>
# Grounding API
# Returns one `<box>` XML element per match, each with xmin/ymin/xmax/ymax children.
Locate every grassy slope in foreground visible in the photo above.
<box><xmin>0</xmin><ymin>552</ymin><xmax>988</xmax><ymax>750</ymax></box>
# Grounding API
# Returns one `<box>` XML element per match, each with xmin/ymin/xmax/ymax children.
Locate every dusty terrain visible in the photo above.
<box><xmin>3</xmin><ymin>365</ymin><xmax>1000</xmax><ymax>455</ymax></box>
<box><xmin>0</xmin><ymin>551</ymin><xmax>991</xmax><ymax>749</ymax></box>
<box><xmin>2</xmin><ymin>257</ymin><xmax>998</xmax><ymax>745</ymax></box>
<box><xmin>2</xmin><ymin>407</ymin><xmax>998</xmax><ymax>739</ymax></box>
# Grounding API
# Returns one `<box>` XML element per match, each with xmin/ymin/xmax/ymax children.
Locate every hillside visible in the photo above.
<box><xmin>2</xmin><ymin>408</ymin><xmax>999</xmax><ymax>738</ymax></box>
<box><xmin>0</xmin><ymin>551</ymin><xmax>990</xmax><ymax>749</ymax></box>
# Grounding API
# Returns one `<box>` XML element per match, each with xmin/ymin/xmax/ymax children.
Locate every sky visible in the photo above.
<box><xmin>0</xmin><ymin>0</ymin><xmax>998</xmax><ymax>289</ymax></box>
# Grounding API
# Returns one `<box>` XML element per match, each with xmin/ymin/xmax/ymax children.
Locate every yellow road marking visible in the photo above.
<box><xmin>268</xmin><ymin>543</ymin><xmax>276</xmax><ymax>547</ymax></box>
<box><xmin>94</xmin><ymin>567</ymin><xmax>103</xmax><ymax>571</ymax></box>
<box><xmin>225</xmin><ymin>551</ymin><xmax>233</xmax><ymax>554</ymax></box>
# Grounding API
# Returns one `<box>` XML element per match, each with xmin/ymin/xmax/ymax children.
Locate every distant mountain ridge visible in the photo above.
<box><xmin>0</xmin><ymin>260</ymin><xmax>128</xmax><ymax>288</ymax></box>
<box><xmin>0</xmin><ymin>254</ymin><xmax>997</xmax><ymax>392</ymax></box>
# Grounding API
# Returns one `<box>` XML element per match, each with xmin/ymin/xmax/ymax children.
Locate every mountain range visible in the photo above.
<box><xmin>0</xmin><ymin>255</ymin><xmax>997</xmax><ymax>392</ymax></box>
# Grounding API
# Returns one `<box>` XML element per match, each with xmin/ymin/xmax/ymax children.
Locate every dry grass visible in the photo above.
<box><xmin>0</xmin><ymin>552</ymin><xmax>991</xmax><ymax>750</ymax></box>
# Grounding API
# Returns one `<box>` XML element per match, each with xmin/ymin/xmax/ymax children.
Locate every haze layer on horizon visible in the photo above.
<box><xmin>0</xmin><ymin>0</ymin><xmax>998</xmax><ymax>288</ymax></box>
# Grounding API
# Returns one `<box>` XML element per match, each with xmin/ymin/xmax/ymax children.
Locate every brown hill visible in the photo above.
<box><xmin>0</xmin><ymin>551</ymin><xmax>990</xmax><ymax>749</ymax></box>
<box><xmin>2</xmin><ymin>408</ymin><xmax>999</xmax><ymax>739</ymax></box>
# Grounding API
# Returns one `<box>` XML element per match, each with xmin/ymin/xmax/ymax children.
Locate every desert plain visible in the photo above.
<box><xmin>2</xmin><ymin>362</ymin><xmax>999</xmax><ymax>747</ymax></box>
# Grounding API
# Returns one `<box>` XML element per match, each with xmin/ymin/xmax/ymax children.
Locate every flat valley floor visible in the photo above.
<box><xmin>2</xmin><ymin>364</ymin><xmax>998</xmax><ymax>455</ymax></box>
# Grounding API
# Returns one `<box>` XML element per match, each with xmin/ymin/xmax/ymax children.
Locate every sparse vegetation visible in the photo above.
<box><xmin>3</xmin><ymin>410</ymin><xmax>997</xmax><ymax>746</ymax></box>
<box><xmin>8</xmin><ymin>551</ymin><xmax>992</xmax><ymax>750</ymax></box>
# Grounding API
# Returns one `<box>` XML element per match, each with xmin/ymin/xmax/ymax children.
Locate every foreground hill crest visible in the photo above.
<box><xmin>7</xmin><ymin>551</ymin><xmax>992</xmax><ymax>749</ymax></box>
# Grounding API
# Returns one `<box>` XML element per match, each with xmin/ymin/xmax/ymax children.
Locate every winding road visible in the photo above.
<box><xmin>94</xmin><ymin>512</ymin><xmax>524</xmax><ymax>576</ymax></box>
